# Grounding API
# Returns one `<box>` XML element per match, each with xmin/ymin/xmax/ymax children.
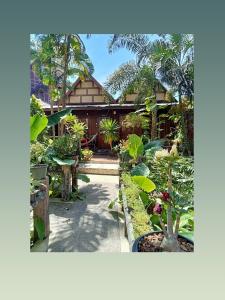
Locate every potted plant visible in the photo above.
<box><xmin>132</xmin><ymin>143</ymin><xmax>194</xmax><ymax>252</ymax></box>
<box><xmin>30</xmin><ymin>141</ymin><xmax>48</xmax><ymax>180</ymax></box>
<box><xmin>81</xmin><ymin>148</ymin><xmax>93</xmax><ymax>161</ymax></box>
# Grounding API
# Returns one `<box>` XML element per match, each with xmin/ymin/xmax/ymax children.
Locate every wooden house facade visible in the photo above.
<box><xmin>42</xmin><ymin>75</ymin><xmax>176</xmax><ymax>150</ymax></box>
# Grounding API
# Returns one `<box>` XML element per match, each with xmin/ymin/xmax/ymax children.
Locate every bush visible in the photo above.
<box><xmin>121</xmin><ymin>173</ymin><xmax>150</xmax><ymax>238</ymax></box>
<box><xmin>30</xmin><ymin>142</ymin><xmax>47</xmax><ymax>165</ymax></box>
<box><xmin>50</xmin><ymin>135</ymin><xmax>80</xmax><ymax>160</ymax></box>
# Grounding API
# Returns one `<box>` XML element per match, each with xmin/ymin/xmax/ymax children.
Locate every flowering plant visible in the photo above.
<box><xmin>149</xmin><ymin>143</ymin><xmax>194</xmax><ymax>251</ymax></box>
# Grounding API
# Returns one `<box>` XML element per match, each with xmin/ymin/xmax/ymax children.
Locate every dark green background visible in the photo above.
<box><xmin>0</xmin><ymin>1</ymin><xmax>224</xmax><ymax>299</ymax></box>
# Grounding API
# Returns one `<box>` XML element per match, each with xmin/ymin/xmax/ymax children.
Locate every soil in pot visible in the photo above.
<box><xmin>137</xmin><ymin>232</ymin><xmax>194</xmax><ymax>252</ymax></box>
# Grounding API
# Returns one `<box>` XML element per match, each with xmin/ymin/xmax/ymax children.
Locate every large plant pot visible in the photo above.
<box><xmin>132</xmin><ymin>231</ymin><xmax>194</xmax><ymax>252</ymax></box>
<box><xmin>31</xmin><ymin>164</ymin><xmax>47</xmax><ymax>180</ymax></box>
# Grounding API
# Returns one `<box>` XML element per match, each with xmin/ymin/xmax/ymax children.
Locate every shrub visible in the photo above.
<box><xmin>30</xmin><ymin>142</ymin><xmax>47</xmax><ymax>165</ymax></box>
<box><xmin>30</xmin><ymin>95</ymin><xmax>45</xmax><ymax>116</ymax></box>
<box><xmin>50</xmin><ymin>135</ymin><xmax>79</xmax><ymax>160</ymax></box>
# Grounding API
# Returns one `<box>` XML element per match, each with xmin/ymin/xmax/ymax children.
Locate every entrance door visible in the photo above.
<box><xmin>97</xmin><ymin>116</ymin><xmax>111</xmax><ymax>149</ymax></box>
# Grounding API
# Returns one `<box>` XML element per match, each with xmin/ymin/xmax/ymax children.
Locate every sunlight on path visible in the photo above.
<box><xmin>48</xmin><ymin>175</ymin><xmax>129</xmax><ymax>252</ymax></box>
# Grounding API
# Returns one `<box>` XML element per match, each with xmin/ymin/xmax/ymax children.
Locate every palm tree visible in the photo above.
<box><xmin>105</xmin><ymin>61</ymin><xmax>159</xmax><ymax>139</ymax></box>
<box><xmin>31</xmin><ymin>34</ymin><xmax>94</xmax><ymax>135</ymax></box>
<box><xmin>107</xmin><ymin>34</ymin><xmax>194</xmax><ymax>154</ymax></box>
<box><xmin>99</xmin><ymin>118</ymin><xmax>120</xmax><ymax>150</ymax></box>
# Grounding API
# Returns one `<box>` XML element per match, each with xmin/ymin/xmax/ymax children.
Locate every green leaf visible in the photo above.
<box><xmin>47</xmin><ymin>108</ymin><xmax>72</xmax><ymax>127</ymax></box>
<box><xmin>128</xmin><ymin>134</ymin><xmax>144</xmax><ymax>160</ymax></box>
<box><xmin>179</xmin><ymin>229</ymin><xmax>194</xmax><ymax>242</ymax></box>
<box><xmin>150</xmin><ymin>214</ymin><xmax>160</xmax><ymax>226</ymax></box>
<box><xmin>139</xmin><ymin>191</ymin><xmax>151</xmax><ymax>207</ymax></box>
<box><xmin>77</xmin><ymin>173</ymin><xmax>90</xmax><ymax>183</ymax></box>
<box><xmin>144</xmin><ymin>139</ymin><xmax>165</xmax><ymax>151</ymax></box>
<box><xmin>131</xmin><ymin>163</ymin><xmax>150</xmax><ymax>176</ymax></box>
<box><xmin>108</xmin><ymin>200</ymin><xmax>116</xmax><ymax>209</ymax></box>
<box><xmin>34</xmin><ymin>217</ymin><xmax>45</xmax><ymax>240</ymax></box>
<box><xmin>132</xmin><ymin>176</ymin><xmax>156</xmax><ymax>193</ymax></box>
<box><xmin>30</xmin><ymin>114</ymin><xmax>48</xmax><ymax>142</ymax></box>
<box><xmin>52</xmin><ymin>157</ymin><xmax>75</xmax><ymax>166</ymax></box>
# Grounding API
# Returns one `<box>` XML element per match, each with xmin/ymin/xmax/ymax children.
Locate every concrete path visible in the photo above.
<box><xmin>48</xmin><ymin>175</ymin><xmax>129</xmax><ymax>252</ymax></box>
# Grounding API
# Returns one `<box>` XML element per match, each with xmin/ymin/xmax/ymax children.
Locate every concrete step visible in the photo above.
<box><xmin>78</xmin><ymin>162</ymin><xmax>119</xmax><ymax>175</ymax></box>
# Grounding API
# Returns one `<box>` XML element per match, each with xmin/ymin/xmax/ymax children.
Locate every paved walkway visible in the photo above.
<box><xmin>48</xmin><ymin>175</ymin><xmax>129</xmax><ymax>252</ymax></box>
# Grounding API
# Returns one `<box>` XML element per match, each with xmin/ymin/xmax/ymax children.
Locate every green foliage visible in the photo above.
<box><xmin>121</xmin><ymin>173</ymin><xmax>150</xmax><ymax>237</ymax></box>
<box><xmin>99</xmin><ymin>118</ymin><xmax>119</xmax><ymax>149</ymax></box>
<box><xmin>30</xmin><ymin>142</ymin><xmax>47</xmax><ymax>165</ymax></box>
<box><xmin>127</xmin><ymin>134</ymin><xmax>144</xmax><ymax>161</ymax></box>
<box><xmin>50</xmin><ymin>135</ymin><xmax>79</xmax><ymax>160</ymax></box>
<box><xmin>49</xmin><ymin>173</ymin><xmax>62</xmax><ymax>198</ymax></box>
<box><xmin>123</xmin><ymin>112</ymin><xmax>149</xmax><ymax>130</ymax></box>
<box><xmin>130</xmin><ymin>163</ymin><xmax>150</xmax><ymax>177</ymax></box>
<box><xmin>132</xmin><ymin>176</ymin><xmax>156</xmax><ymax>193</ymax></box>
<box><xmin>30</xmin><ymin>114</ymin><xmax>48</xmax><ymax>142</ymax></box>
<box><xmin>77</xmin><ymin>173</ymin><xmax>90</xmax><ymax>183</ymax></box>
<box><xmin>63</xmin><ymin>113</ymin><xmax>87</xmax><ymax>139</ymax></box>
<box><xmin>47</xmin><ymin>108</ymin><xmax>72</xmax><ymax>127</ymax></box>
<box><xmin>30</xmin><ymin>95</ymin><xmax>45</xmax><ymax>116</ymax></box>
<box><xmin>81</xmin><ymin>148</ymin><xmax>93</xmax><ymax>161</ymax></box>
<box><xmin>34</xmin><ymin>217</ymin><xmax>45</xmax><ymax>241</ymax></box>
<box><xmin>52</xmin><ymin>157</ymin><xmax>75</xmax><ymax>166</ymax></box>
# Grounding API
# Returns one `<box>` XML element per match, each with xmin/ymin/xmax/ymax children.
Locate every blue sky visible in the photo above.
<box><xmin>80</xmin><ymin>34</ymin><xmax>135</xmax><ymax>87</ymax></box>
<box><xmin>79</xmin><ymin>34</ymin><xmax>158</xmax><ymax>97</ymax></box>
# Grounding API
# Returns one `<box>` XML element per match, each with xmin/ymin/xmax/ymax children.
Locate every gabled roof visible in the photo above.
<box><xmin>66</xmin><ymin>74</ymin><xmax>115</xmax><ymax>102</ymax></box>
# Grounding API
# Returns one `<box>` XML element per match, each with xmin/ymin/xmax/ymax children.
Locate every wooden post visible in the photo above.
<box><xmin>62</xmin><ymin>165</ymin><xmax>72</xmax><ymax>201</ymax></box>
<box><xmin>33</xmin><ymin>177</ymin><xmax>50</xmax><ymax>239</ymax></box>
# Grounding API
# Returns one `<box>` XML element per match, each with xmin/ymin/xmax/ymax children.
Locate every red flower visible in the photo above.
<box><xmin>153</xmin><ymin>203</ymin><xmax>162</xmax><ymax>215</ymax></box>
<box><xmin>161</xmin><ymin>192</ymin><xmax>170</xmax><ymax>202</ymax></box>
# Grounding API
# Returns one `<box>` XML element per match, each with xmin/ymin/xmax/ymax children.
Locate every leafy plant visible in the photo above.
<box><xmin>30</xmin><ymin>95</ymin><xmax>45</xmax><ymax>116</ymax></box>
<box><xmin>47</xmin><ymin>108</ymin><xmax>72</xmax><ymax>127</ymax></box>
<box><xmin>63</xmin><ymin>113</ymin><xmax>87</xmax><ymax>139</ymax></box>
<box><xmin>144</xmin><ymin>143</ymin><xmax>194</xmax><ymax>251</ymax></box>
<box><xmin>127</xmin><ymin>134</ymin><xmax>144</xmax><ymax>162</ymax></box>
<box><xmin>121</xmin><ymin>173</ymin><xmax>150</xmax><ymax>237</ymax></box>
<box><xmin>132</xmin><ymin>176</ymin><xmax>155</xmax><ymax>193</ymax></box>
<box><xmin>77</xmin><ymin>173</ymin><xmax>90</xmax><ymax>183</ymax></box>
<box><xmin>51</xmin><ymin>135</ymin><xmax>79</xmax><ymax>160</ymax></box>
<box><xmin>122</xmin><ymin>112</ymin><xmax>149</xmax><ymax>131</ymax></box>
<box><xmin>99</xmin><ymin>118</ymin><xmax>120</xmax><ymax>150</ymax></box>
<box><xmin>30</xmin><ymin>142</ymin><xmax>47</xmax><ymax>165</ymax></box>
<box><xmin>81</xmin><ymin>148</ymin><xmax>93</xmax><ymax>161</ymax></box>
<box><xmin>30</xmin><ymin>114</ymin><xmax>48</xmax><ymax>142</ymax></box>
<box><xmin>33</xmin><ymin>216</ymin><xmax>45</xmax><ymax>241</ymax></box>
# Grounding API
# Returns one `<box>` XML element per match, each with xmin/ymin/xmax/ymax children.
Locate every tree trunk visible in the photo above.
<box><xmin>49</xmin><ymin>85</ymin><xmax>55</xmax><ymax>137</ymax></box>
<box><xmin>161</xmin><ymin>235</ymin><xmax>181</xmax><ymax>252</ymax></box>
<box><xmin>62</xmin><ymin>165</ymin><xmax>72</xmax><ymax>201</ymax></box>
<box><xmin>59</xmin><ymin>34</ymin><xmax>71</xmax><ymax>135</ymax></box>
<box><xmin>150</xmin><ymin>96</ymin><xmax>157</xmax><ymax>140</ymax></box>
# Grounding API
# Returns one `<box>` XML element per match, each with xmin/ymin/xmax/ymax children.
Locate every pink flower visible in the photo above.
<box><xmin>153</xmin><ymin>203</ymin><xmax>162</xmax><ymax>214</ymax></box>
